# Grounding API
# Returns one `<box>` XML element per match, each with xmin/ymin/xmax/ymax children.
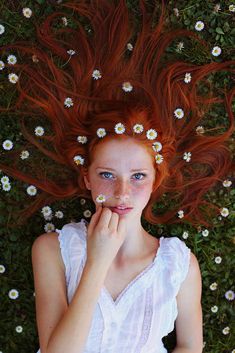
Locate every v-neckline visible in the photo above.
<box><xmin>102</xmin><ymin>236</ymin><xmax>164</xmax><ymax>306</ymax></box>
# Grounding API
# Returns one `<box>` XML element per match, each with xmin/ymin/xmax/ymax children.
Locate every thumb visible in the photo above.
<box><xmin>87</xmin><ymin>205</ymin><xmax>102</xmax><ymax>236</ymax></box>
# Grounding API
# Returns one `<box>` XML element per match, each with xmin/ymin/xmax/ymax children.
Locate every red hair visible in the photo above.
<box><xmin>0</xmin><ymin>0</ymin><xmax>234</xmax><ymax>228</ymax></box>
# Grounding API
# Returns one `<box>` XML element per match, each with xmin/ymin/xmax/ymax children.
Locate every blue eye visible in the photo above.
<box><xmin>99</xmin><ymin>172</ymin><xmax>146</xmax><ymax>180</ymax></box>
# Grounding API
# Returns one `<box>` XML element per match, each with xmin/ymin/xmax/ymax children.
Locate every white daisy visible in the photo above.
<box><xmin>73</xmin><ymin>155</ymin><xmax>85</xmax><ymax>165</ymax></box>
<box><xmin>174</xmin><ymin>108</ymin><xmax>184</xmax><ymax>119</ymax></box>
<box><xmin>215</xmin><ymin>256</ymin><xmax>222</xmax><ymax>264</ymax></box>
<box><xmin>0</xmin><ymin>24</ymin><xmax>5</xmax><ymax>35</ymax></box>
<box><xmin>114</xmin><ymin>122</ymin><xmax>125</xmax><ymax>134</ymax></box>
<box><xmin>0</xmin><ymin>264</ymin><xmax>6</xmax><ymax>273</ymax></box>
<box><xmin>9</xmin><ymin>289</ymin><xmax>19</xmax><ymax>299</ymax></box>
<box><xmin>182</xmin><ymin>231</ymin><xmax>189</xmax><ymax>239</ymax></box>
<box><xmin>222</xmin><ymin>326</ymin><xmax>230</xmax><ymax>335</ymax></box>
<box><xmin>96</xmin><ymin>194</ymin><xmax>106</xmax><ymax>203</ymax></box>
<box><xmin>122</xmin><ymin>81</ymin><xmax>133</xmax><ymax>92</ymax></box>
<box><xmin>8</xmin><ymin>73</ymin><xmax>19</xmax><ymax>84</ymax></box>
<box><xmin>83</xmin><ymin>209</ymin><xmax>92</xmax><ymax>218</ymax></box>
<box><xmin>152</xmin><ymin>141</ymin><xmax>162</xmax><ymax>152</ymax></box>
<box><xmin>7</xmin><ymin>54</ymin><xmax>17</xmax><ymax>65</ymax></box>
<box><xmin>2</xmin><ymin>139</ymin><xmax>13</xmax><ymax>150</ymax></box>
<box><xmin>195</xmin><ymin>21</ymin><xmax>205</xmax><ymax>31</ymax></box>
<box><xmin>26</xmin><ymin>185</ymin><xmax>37</xmax><ymax>196</ymax></box>
<box><xmin>173</xmin><ymin>8</ymin><xmax>179</xmax><ymax>17</ymax></box>
<box><xmin>183</xmin><ymin>152</ymin><xmax>191</xmax><ymax>162</ymax></box>
<box><xmin>15</xmin><ymin>325</ymin><xmax>23</xmax><ymax>333</ymax></box>
<box><xmin>211</xmin><ymin>305</ymin><xmax>218</xmax><ymax>313</ymax></box>
<box><xmin>44</xmin><ymin>223</ymin><xmax>55</xmax><ymax>232</ymax></box>
<box><xmin>22</xmin><ymin>7</ymin><xmax>33</xmax><ymax>18</ymax></box>
<box><xmin>213</xmin><ymin>4</ymin><xmax>221</xmax><ymax>13</ymax></box>
<box><xmin>220</xmin><ymin>207</ymin><xmax>229</xmax><ymax>217</ymax></box>
<box><xmin>2</xmin><ymin>183</ymin><xmax>11</xmax><ymax>191</ymax></box>
<box><xmin>146</xmin><ymin>129</ymin><xmax>158</xmax><ymax>140</ymax></box>
<box><xmin>229</xmin><ymin>4</ymin><xmax>235</xmax><ymax>12</ymax></box>
<box><xmin>222</xmin><ymin>179</ymin><xmax>232</xmax><ymax>187</ymax></box>
<box><xmin>184</xmin><ymin>72</ymin><xmax>191</xmax><ymax>83</ymax></box>
<box><xmin>92</xmin><ymin>69</ymin><xmax>102</xmax><ymax>80</ymax></box>
<box><xmin>64</xmin><ymin>97</ymin><xmax>73</xmax><ymax>108</ymax></box>
<box><xmin>1</xmin><ymin>175</ymin><xmax>9</xmax><ymax>184</ymax></box>
<box><xmin>97</xmin><ymin>128</ymin><xmax>106</xmax><ymax>138</ymax></box>
<box><xmin>34</xmin><ymin>126</ymin><xmax>45</xmax><ymax>136</ymax></box>
<box><xmin>196</xmin><ymin>125</ymin><xmax>205</xmax><ymax>135</ymax></box>
<box><xmin>155</xmin><ymin>154</ymin><xmax>164</xmax><ymax>164</ymax></box>
<box><xmin>210</xmin><ymin>282</ymin><xmax>218</xmax><ymax>291</ymax></box>
<box><xmin>211</xmin><ymin>46</ymin><xmax>222</xmax><ymax>57</ymax></box>
<box><xmin>176</xmin><ymin>41</ymin><xmax>184</xmax><ymax>51</ymax></box>
<box><xmin>20</xmin><ymin>150</ymin><xmax>30</xmax><ymax>159</ymax></box>
<box><xmin>77</xmin><ymin>136</ymin><xmax>88</xmax><ymax>144</ymax></box>
<box><xmin>62</xmin><ymin>17</ymin><xmax>68</xmax><ymax>26</ymax></box>
<box><xmin>225</xmin><ymin>290</ymin><xmax>235</xmax><ymax>301</ymax></box>
<box><xmin>55</xmin><ymin>210</ymin><xmax>64</xmax><ymax>219</ymax></box>
<box><xmin>0</xmin><ymin>60</ymin><xmax>5</xmax><ymax>70</ymax></box>
<box><xmin>133</xmin><ymin>124</ymin><xmax>144</xmax><ymax>134</ymax></box>
<box><xmin>67</xmin><ymin>49</ymin><xmax>76</xmax><ymax>56</ymax></box>
<box><xmin>178</xmin><ymin>210</ymin><xmax>184</xmax><ymax>218</ymax></box>
<box><xmin>41</xmin><ymin>206</ymin><xmax>52</xmax><ymax>218</ymax></box>
<box><xmin>80</xmin><ymin>198</ymin><xmax>86</xmax><ymax>205</ymax></box>
<box><xmin>202</xmin><ymin>229</ymin><xmax>209</xmax><ymax>237</ymax></box>
<box><xmin>127</xmin><ymin>43</ymin><xmax>133</xmax><ymax>51</ymax></box>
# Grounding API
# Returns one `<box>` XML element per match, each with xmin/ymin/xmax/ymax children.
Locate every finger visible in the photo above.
<box><xmin>98</xmin><ymin>207</ymin><xmax>113</xmax><ymax>228</ymax></box>
<box><xmin>87</xmin><ymin>205</ymin><xmax>102</xmax><ymax>235</ymax></box>
<box><xmin>117</xmin><ymin>216</ymin><xmax>127</xmax><ymax>239</ymax></box>
<box><xmin>108</xmin><ymin>211</ymin><xmax>119</xmax><ymax>231</ymax></box>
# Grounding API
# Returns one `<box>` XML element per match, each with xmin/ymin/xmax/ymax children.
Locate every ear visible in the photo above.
<box><xmin>83</xmin><ymin>174</ymin><xmax>91</xmax><ymax>190</ymax></box>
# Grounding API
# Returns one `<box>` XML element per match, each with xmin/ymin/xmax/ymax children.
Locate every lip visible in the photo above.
<box><xmin>109</xmin><ymin>207</ymin><xmax>133</xmax><ymax>215</ymax></box>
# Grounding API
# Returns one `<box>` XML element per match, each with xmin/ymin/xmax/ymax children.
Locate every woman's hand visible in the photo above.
<box><xmin>86</xmin><ymin>205</ymin><xmax>127</xmax><ymax>271</ymax></box>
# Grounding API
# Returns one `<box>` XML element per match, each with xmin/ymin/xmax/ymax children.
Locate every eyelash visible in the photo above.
<box><xmin>99</xmin><ymin>172</ymin><xmax>146</xmax><ymax>180</ymax></box>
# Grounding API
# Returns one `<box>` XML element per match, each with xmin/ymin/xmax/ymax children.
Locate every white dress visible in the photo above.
<box><xmin>36</xmin><ymin>218</ymin><xmax>191</xmax><ymax>353</ymax></box>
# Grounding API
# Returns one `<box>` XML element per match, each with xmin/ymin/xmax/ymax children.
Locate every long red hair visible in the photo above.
<box><xmin>0</xmin><ymin>0</ymin><xmax>234</xmax><ymax>228</ymax></box>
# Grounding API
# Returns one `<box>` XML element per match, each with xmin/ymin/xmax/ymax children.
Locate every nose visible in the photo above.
<box><xmin>114</xmin><ymin>179</ymin><xmax>131</xmax><ymax>201</ymax></box>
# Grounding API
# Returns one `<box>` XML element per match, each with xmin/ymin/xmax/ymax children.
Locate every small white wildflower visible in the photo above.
<box><xmin>231</xmin><ymin>349</ymin><xmax>235</xmax><ymax>353</ymax></box>
<box><xmin>122</xmin><ymin>81</ymin><xmax>133</xmax><ymax>92</ymax></box>
<box><xmin>211</xmin><ymin>305</ymin><xmax>218</xmax><ymax>313</ymax></box>
<box><xmin>55</xmin><ymin>210</ymin><xmax>64</xmax><ymax>219</ymax></box>
<box><xmin>210</xmin><ymin>282</ymin><xmax>218</xmax><ymax>291</ymax></box>
<box><xmin>133</xmin><ymin>124</ymin><xmax>144</xmax><ymax>134</ymax></box>
<box><xmin>173</xmin><ymin>8</ymin><xmax>179</xmax><ymax>17</ymax></box>
<box><xmin>96</xmin><ymin>194</ymin><xmax>106</xmax><ymax>203</ymax></box>
<box><xmin>152</xmin><ymin>141</ymin><xmax>162</xmax><ymax>152</ymax></box>
<box><xmin>182</xmin><ymin>231</ymin><xmax>189</xmax><ymax>239</ymax></box>
<box><xmin>211</xmin><ymin>46</ymin><xmax>222</xmax><ymax>57</ymax></box>
<box><xmin>2</xmin><ymin>182</ymin><xmax>11</xmax><ymax>191</ymax></box>
<box><xmin>203</xmin><ymin>342</ymin><xmax>206</xmax><ymax>348</ymax></box>
<box><xmin>64</xmin><ymin>97</ymin><xmax>73</xmax><ymax>108</ymax></box>
<box><xmin>34</xmin><ymin>126</ymin><xmax>45</xmax><ymax>136</ymax></box>
<box><xmin>97</xmin><ymin>128</ymin><xmax>106</xmax><ymax>138</ymax></box>
<box><xmin>222</xmin><ymin>179</ymin><xmax>232</xmax><ymax>187</ymax></box>
<box><xmin>41</xmin><ymin>206</ymin><xmax>52</xmax><ymax>218</ymax></box>
<box><xmin>195</xmin><ymin>21</ymin><xmax>205</xmax><ymax>31</ymax></box>
<box><xmin>225</xmin><ymin>290</ymin><xmax>235</xmax><ymax>301</ymax></box>
<box><xmin>32</xmin><ymin>54</ymin><xmax>39</xmax><ymax>63</ymax></box>
<box><xmin>67</xmin><ymin>49</ymin><xmax>76</xmax><ymax>56</ymax></box>
<box><xmin>146</xmin><ymin>129</ymin><xmax>158</xmax><ymax>140</ymax></box>
<box><xmin>0</xmin><ymin>24</ymin><xmax>5</xmax><ymax>35</ymax></box>
<box><xmin>8</xmin><ymin>73</ymin><xmax>19</xmax><ymax>84</ymax></box>
<box><xmin>83</xmin><ymin>209</ymin><xmax>92</xmax><ymax>218</ymax></box>
<box><xmin>2</xmin><ymin>139</ymin><xmax>13</xmax><ymax>150</ymax></box>
<box><xmin>44</xmin><ymin>223</ymin><xmax>55</xmax><ymax>233</ymax></box>
<box><xmin>92</xmin><ymin>69</ymin><xmax>102</xmax><ymax>80</ymax></box>
<box><xmin>1</xmin><ymin>175</ymin><xmax>9</xmax><ymax>184</ymax></box>
<box><xmin>220</xmin><ymin>207</ymin><xmax>229</xmax><ymax>217</ymax></box>
<box><xmin>127</xmin><ymin>43</ymin><xmax>133</xmax><ymax>51</ymax></box>
<box><xmin>22</xmin><ymin>7</ymin><xmax>33</xmax><ymax>18</ymax></box>
<box><xmin>183</xmin><ymin>152</ymin><xmax>191</xmax><ymax>162</ymax></box>
<box><xmin>178</xmin><ymin>210</ymin><xmax>184</xmax><ymax>218</ymax></box>
<box><xmin>222</xmin><ymin>326</ymin><xmax>230</xmax><ymax>335</ymax></box>
<box><xmin>15</xmin><ymin>325</ymin><xmax>23</xmax><ymax>333</ymax></box>
<box><xmin>7</xmin><ymin>55</ymin><xmax>17</xmax><ymax>65</ymax></box>
<box><xmin>215</xmin><ymin>256</ymin><xmax>222</xmax><ymax>264</ymax></box>
<box><xmin>20</xmin><ymin>150</ymin><xmax>30</xmax><ymax>159</ymax></box>
<box><xmin>0</xmin><ymin>264</ymin><xmax>6</xmax><ymax>273</ymax></box>
<box><xmin>196</xmin><ymin>126</ymin><xmax>205</xmax><ymax>135</ymax></box>
<box><xmin>8</xmin><ymin>289</ymin><xmax>19</xmax><ymax>299</ymax></box>
<box><xmin>176</xmin><ymin>41</ymin><xmax>184</xmax><ymax>51</ymax></box>
<box><xmin>174</xmin><ymin>108</ymin><xmax>184</xmax><ymax>119</ymax></box>
<box><xmin>73</xmin><ymin>155</ymin><xmax>85</xmax><ymax>166</ymax></box>
<box><xmin>80</xmin><ymin>198</ymin><xmax>86</xmax><ymax>205</ymax></box>
<box><xmin>184</xmin><ymin>72</ymin><xmax>191</xmax><ymax>83</ymax></box>
<box><xmin>229</xmin><ymin>4</ymin><xmax>235</xmax><ymax>12</ymax></box>
<box><xmin>44</xmin><ymin>214</ymin><xmax>53</xmax><ymax>221</ymax></box>
<box><xmin>77</xmin><ymin>136</ymin><xmax>88</xmax><ymax>144</ymax></box>
<box><xmin>62</xmin><ymin>17</ymin><xmax>68</xmax><ymax>26</ymax></box>
<box><xmin>155</xmin><ymin>154</ymin><xmax>164</xmax><ymax>164</ymax></box>
<box><xmin>26</xmin><ymin>185</ymin><xmax>37</xmax><ymax>196</ymax></box>
<box><xmin>114</xmin><ymin>123</ymin><xmax>125</xmax><ymax>134</ymax></box>
<box><xmin>202</xmin><ymin>229</ymin><xmax>209</xmax><ymax>237</ymax></box>
<box><xmin>0</xmin><ymin>60</ymin><xmax>5</xmax><ymax>70</ymax></box>
<box><xmin>213</xmin><ymin>4</ymin><xmax>221</xmax><ymax>13</ymax></box>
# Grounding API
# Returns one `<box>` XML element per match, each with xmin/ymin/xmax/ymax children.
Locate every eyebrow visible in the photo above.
<box><xmin>96</xmin><ymin>167</ymin><xmax>149</xmax><ymax>172</ymax></box>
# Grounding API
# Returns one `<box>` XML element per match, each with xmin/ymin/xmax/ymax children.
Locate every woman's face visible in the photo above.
<box><xmin>83</xmin><ymin>138</ymin><xmax>156</xmax><ymax>220</ymax></box>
